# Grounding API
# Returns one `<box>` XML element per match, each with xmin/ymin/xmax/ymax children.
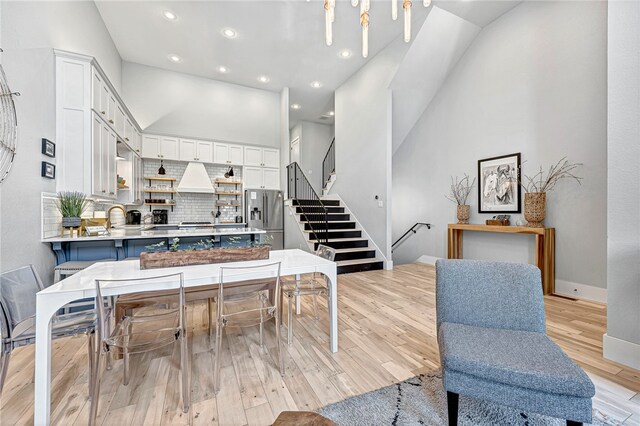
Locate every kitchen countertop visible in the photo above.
<box><xmin>42</xmin><ymin>225</ymin><xmax>265</xmax><ymax>243</ymax></box>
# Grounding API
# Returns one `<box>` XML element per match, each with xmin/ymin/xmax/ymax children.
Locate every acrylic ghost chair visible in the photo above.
<box><xmin>281</xmin><ymin>244</ymin><xmax>336</xmax><ymax>344</ymax></box>
<box><xmin>0</xmin><ymin>265</ymin><xmax>97</xmax><ymax>396</ymax></box>
<box><xmin>89</xmin><ymin>272</ymin><xmax>190</xmax><ymax>426</ymax></box>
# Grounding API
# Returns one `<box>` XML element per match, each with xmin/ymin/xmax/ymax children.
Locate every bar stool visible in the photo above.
<box><xmin>54</xmin><ymin>259</ymin><xmax>115</xmax><ymax>283</ymax></box>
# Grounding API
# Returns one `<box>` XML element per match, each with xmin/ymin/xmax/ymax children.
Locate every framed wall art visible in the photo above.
<box><xmin>477</xmin><ymin>153</ymin><xmax>521</xmax><ymax>213</ymax></box>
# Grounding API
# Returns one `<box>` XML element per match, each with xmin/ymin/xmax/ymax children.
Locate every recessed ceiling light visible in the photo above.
<box><xmin>291</xmin><ymin>104</ymin><xmax>301</xmax><ymax>110</ymax></box>
<box><xmin>162</xmin><ymin>10</ymin><xmax>177</xmax><ymax>21</ymax></box>
<box><xmin>217</xmin><ymin>66</ymin><xmax>229</xmax><ymax>73</ymax></box>
<box><xmin>222</xmin><ymin>28</ymin><xmax>237</xmax><ymax>39</ymax></box>
<box><xmin>338</xmin><ymin>49</ymin><xmax>352</xmax><ymax>59</ymax></box>
<box><xmin>258</xmin><ymin>75</ymin><xmax>270</xmax><ymax>83</ymax></box>
<box><xmin>328</xmin><ymin>111</ymin><xmax>335</xmax><ymax>116</ymax></box>
<box><xmin>168</xmin><ymin>54</ymin><xmax>182</xmax><ymax>63</ymax></box>
<box><xmin>310</xmin><ymin>81</ymin><xmax>322</xmax><ymax>88</ymax></box>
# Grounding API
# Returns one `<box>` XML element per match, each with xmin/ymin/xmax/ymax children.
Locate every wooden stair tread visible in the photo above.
<box><xmin>332</xmin><ymin>247</ymin><xmax>375</xmax><ymax>253</ymax></box>
<box><xmin>336</xmin><ymin>258</ymin><xmax>384</xmax><ymax>266</ymax></box>
<box><xmin>304</xmin><ymin>228</ymin><xmax>357</xmax><ymax>233</ymax></box>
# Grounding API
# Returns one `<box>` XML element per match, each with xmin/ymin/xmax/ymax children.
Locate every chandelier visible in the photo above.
<box><xmin>324</xmin><ymin>0</ymin><xmax>432</xmax><ymax>58</ymax></box>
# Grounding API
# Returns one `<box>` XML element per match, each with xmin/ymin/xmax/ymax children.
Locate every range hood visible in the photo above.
<box><xmin>176</xmin><ymin>162</ymin><xmax>215</xmax><ymax>194</ymax></box>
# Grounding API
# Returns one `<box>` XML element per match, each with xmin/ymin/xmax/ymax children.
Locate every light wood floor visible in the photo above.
<box><xmin>0</xmin><ymin>263</ymin><xmax>638</xmax><ymax>425</ymax></box>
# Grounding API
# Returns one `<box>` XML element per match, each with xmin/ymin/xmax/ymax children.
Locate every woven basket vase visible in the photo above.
<box><xmin>524</xmin><ymin>192</ymin><xmax>546</xmax><ymax>228</ymax></box>
<box><xmin>457</xmin><ymin>204</ymin><xmax>470</xmax><ymax>224</ymax></box>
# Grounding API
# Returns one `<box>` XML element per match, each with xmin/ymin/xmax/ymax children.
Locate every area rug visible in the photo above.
<box><xmin>319</xmin><ymin>372</ymin><xmax>618</xmax><ymax>426</ymax></box>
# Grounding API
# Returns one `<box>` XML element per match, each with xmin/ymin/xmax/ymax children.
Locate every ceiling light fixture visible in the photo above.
<box><xmin>168</xmin><ymin>54</ymin><xmax>182</xmax><ymax>63</ymax></box>
<box><xmin>338</xmin><ymin>49</ymin><xmax>352</xmax><ymax>59</ymax></box>
<box><xmin>258</xmin><ymin>75</ymin><xmax>270</xmax><ymax>83</ymax></box>
<box><xmin>310</xmin><ymin>81</ymin><xmax>322</xmax><ymax>88</ymax></box>
<box><xmin>291</xmin><ymin>104</ymin><xmax>301</xmax><ymax>110</ymax></box>
<box><xmin>324</xmin><ymin>0</ymin><xmax>431</xmax><ymax>58</ymax></box>
<box><xmin>163</xmin><ymin>10</ymin><xmax>177</xmax><ymax>21</ymax></box>
<box><xmin>217</xmin><ymin>66</ymin><xmax>229</xmax><ymax>73</ymax></box>
<box><xmin>222</xmin><ymin>28</ymin><xmax>237</xmax><ymax>39</ymax></box>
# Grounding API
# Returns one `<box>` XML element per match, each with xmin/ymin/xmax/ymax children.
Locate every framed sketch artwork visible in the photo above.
<box><xmin>477</xmin><ymin>153</ymin><xmax>521</xmax><ymax>213</ymax></box>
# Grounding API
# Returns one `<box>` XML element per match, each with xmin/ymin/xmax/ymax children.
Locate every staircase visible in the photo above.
<box><xmin>291</xmin><ymin>197</ymin><xmax>384</xmax><ymax>274</ymax></box>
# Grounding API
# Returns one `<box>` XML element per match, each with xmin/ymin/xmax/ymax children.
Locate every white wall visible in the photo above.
<box><xmin>604</xmin><ymin>0</ymin><xmax>640</xmax><ymax>369</ymax></box>
<box><xmin>122</xmin><ymin>62</ymin><xmax>280</xmax><ymax>147</ymax></box>
<box><xmin>0</xmin><ymin>1</ymin><xmax>121</xmax><ymax>282</ymax></box>
<box><xmin>392</xmin><ymin>1</ymin><xmax>608</xmax><ymax>298</ymax></box>
<box><xmin>333</xmin><ymin>37</ymin><xmax>410</xmax><ymax>261</ymax></box>
<box><xmin>292</xmin><ymin>121</ymin><xmax>334</xmax><ymax>193</ymax></box>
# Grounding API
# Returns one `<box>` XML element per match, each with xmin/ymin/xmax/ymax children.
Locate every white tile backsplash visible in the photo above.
<box><xmin>141</xmin><ymin>160</ymin><xmax>244</xmax><ymax>224</ymax></box>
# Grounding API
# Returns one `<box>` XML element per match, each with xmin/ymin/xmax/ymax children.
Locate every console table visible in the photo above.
<box><xmin>447</xmin><ymin>224</ymin><xmax>555</xmax><ymax>295</ymax></box>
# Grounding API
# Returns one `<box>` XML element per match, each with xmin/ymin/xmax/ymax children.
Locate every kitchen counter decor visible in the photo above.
<box><xmin>139</xmin><ymin>237</ymin><xmax>270</xmax><ymax>269</ymax></box>
<box><xmin>56</xmin><ymin>191</ymin><xmax>90</xmax><ymax>237</ymax></box>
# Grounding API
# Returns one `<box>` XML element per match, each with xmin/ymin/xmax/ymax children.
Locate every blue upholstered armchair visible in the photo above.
<box><xmin>436</xmin><ymin>259</ymin><xmax>595</xmax><ymax>426</ymax></box>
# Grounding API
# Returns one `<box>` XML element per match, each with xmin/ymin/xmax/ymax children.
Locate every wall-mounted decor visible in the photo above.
<box><xmin>41</xmin><ymin>161</ymin><xmax>55</xmax><ymax>179</ymax></box>
<box><xmin>41</xmin><ymin>138</ymin><xmax>55</xmax><ymax>157</ymax></box>
<box><xmin>478</xmin><ymin>153</ymin><xmax>521</xmax><ymax>213</ymax></box>
<box><xmin>0</xmin><ymin>48</ymin><xmax>20</xmax><ymax>184</ymax></box>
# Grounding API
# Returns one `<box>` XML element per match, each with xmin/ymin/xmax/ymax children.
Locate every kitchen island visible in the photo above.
<box><xmin>42</xmin><ymin>225</ymin><xmax>266</xmax><ymax>265</ymax></box>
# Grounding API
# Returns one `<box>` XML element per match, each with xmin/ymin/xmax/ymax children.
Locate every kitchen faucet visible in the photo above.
<box><xmin>106</xmin><ymin>204</ymin><xmax>126</xmax><ymax>229</ymax></box>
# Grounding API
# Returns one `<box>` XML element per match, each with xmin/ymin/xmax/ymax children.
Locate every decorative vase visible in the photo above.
<box><xmin>456</xmin><ymin>204</ymin><xmax>470</xmax><ymax>224</ymax></box>
<box><xmin>62</xmin><ymin>216</ymin><xmax>81</xmax><ymax>228</ymax></box>
<box><xmin>524</xmin><ymin>192</ymin><xmax>546</xmax><ymax>228</ymax></box>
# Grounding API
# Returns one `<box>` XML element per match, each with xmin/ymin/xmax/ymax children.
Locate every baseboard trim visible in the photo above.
<box><xmin>415</xmin><ymin>255</ymin><xmax>441</xmax><ymax>266</ymax></box>
<box><xmin>554</xmin><ymin>279</ymin><xmax>607</xmax><ymax>304</ymax></box>
<box><xmin>603</xmin><ymin>333</ymin><xmax>640</xmax><ymax>370</ymax></box>
<box><xmin>385</xmin><ymin>260</ymin><xmax>394</xmax><ymax>270</ymax></box>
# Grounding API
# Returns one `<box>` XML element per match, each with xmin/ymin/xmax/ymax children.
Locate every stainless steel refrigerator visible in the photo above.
<box><xmin>245</xmin><ymin>189</ymin><xmax>284</xmax><ymax>250</ymax></box>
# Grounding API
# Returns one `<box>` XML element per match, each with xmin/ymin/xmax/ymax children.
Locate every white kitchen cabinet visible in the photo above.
<box><xmin>124</xmin><ymin>118</ymin><xmax>134</xmax><ymax>149</ymax></box>
<box><xmin>244</xmin><ymin>146</ymin><xmax>279</xmax><ymax>168</ymax></box>
<box><xmin>263</xmin><ymin>148</ymin><xmax>280</xmax><ymax>168</ymax></box>
<box><xmin>244</xmin><ymin>146</ymin><xmax>263</xmax><ymax>167</ymax></box>
<box><xmin>214</xmin><ymin>142</ymin><xmax>244</xmax><ymax>165</ymax></box>
<box><xmin>90</xmin><ymin>111</ymin><xmax>116</xmax><ymax>199</ymax></box>
<box><xmin>115</xmin><ymin>103</ymin><xmax>126</xmax><ymax>137</ymax></box>
<box><xmin>263</xmin><ymin>168</ymin><xmax>280</xmax><ymax>189</ymax></box>
<box><xmin>133</xmin><ymin>130</ymin><xmax>141</xmax><ymax>155</ymax></box>
<box><xmin>91</xmin><ymin>113</ymin><xmax>103</xmax><ymax>197</ymax></box>
<box><xmin>91</xmin><ymin>68</ymin><xmax>103</xmax><ymax>113</ymax></box>
<box><xmin>179</xmin><ymin>139</ymin><xmax>213</xmax><ymax>162</ymax></box>
<box><xmin>142</xmin><ymin>135</ymin><xmax>180</xmax><ymax>160</ymax></box>
<box><xmin>106</xmin><ymin>90</ymin><xmax>116</xmax><ymax>127</ymax></box>
<box><xmin>244</xmin><ymin>166</ymin><xmax>280</xmax><ymax>189</ymax></box>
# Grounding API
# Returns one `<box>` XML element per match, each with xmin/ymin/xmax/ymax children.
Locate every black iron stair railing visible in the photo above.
<box><xmin>322</xmin><ymin>138</ymin><xmax>335</xmax><ymax>190</ymax></box>
<box><xmin>287</xmin><ymin>162</ymin><xmax>329</xmax><ymax>244</ymax></box>
<box><xmin>392</xmin><ymin>222</ymin><xmax>431</xmax><ymax>252</ymax></box>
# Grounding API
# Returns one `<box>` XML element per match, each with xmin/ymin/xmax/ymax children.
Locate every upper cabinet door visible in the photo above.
<box><xmin>160</xmin><ymin>136</ymin><xmax>180</xmax><ymax>160</ymax></box>
<box><xmin>228</xmin><ymin>144</ymin><xmax>244</xmax><ymax>165</ymax></box>
<box><xmin>244</xmin><ymin>167</ymin><xmax>263</xmax><ymax>189</ymax></box>
<box><xmin>197</xmin><ymin>141</ymin><xmax>213</xmax><ymax>163</ymax></box>
<box><xmin>244</xmin><ymin>146</ymin><xmax>263</xmax><ymax>167</ymax></box>
<box><xmin>107</xmin><ymin>92</ymin><xmax>116</xmax><ymax>126</ymax></box>
<box><xmin>179</xmin><ymin>139</ymin><xmax>197</xmax><ymax>161</ymax></box>
<box><xmin>142</xmin><ymin>135</ymin><xmax>160</xmax><ymax>159</ymax></box>
<box><xmin>263</xmin><ymin>168</ymin><xmax>280</xmax><ymax>189</ymax></box>
<box><xmin>132</xmin><ymin>130</ymin><xmax>141</xmax><ymax>155</ymax></box>
<box><xmin>124</xmin><ymin>118</ymin><xmax>134</xmax><ymax>146</ymax></box>
<box><xmin>100</xmin><ymin>84</ymin><xmax>110</xmax><ymax>119</ymax></box>
<box><xmin>91</xmin><ymin>113</ymin><xmax>103</xmax><ymax>197</ymax></box>
<box><xmin>115</xmin><ymin>104</ymin><xmax>126</xmax><ymax>137</ymax></box>
<box><xmin>263</xmin><ymin>148</ymin><xmax>279</xmax><ymax>168</ymax></box>
<box><xmin>106</xmin><ymin>127</ymin><xmax>118</xmax><ymax>198</ymax></box>
<box><xmin>213</xmin><ymin>142</ymin><xmax>229</xmax><ymax>164</ymax></box>
<box><xmin>91</xmin><ymin>68</ymin><xmax>102</xmax><ymax>113</ymax></box>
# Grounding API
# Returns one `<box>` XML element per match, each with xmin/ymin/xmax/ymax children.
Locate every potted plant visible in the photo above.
<box><xmin>139</xmin><ymin>236</ymin><xmax>273</xmax><ymax>269</ymax></box>
<box><xmin>56</xmin><ymin>191</ymin><xmax>89</xmax><ymax>228</ymax></box>
<box><xmin>446</xmin><ymin>175</ymin><xmax>476</xmax><ymax>224</ymax></box>
<box><xmin>520</xmin><ymin>157</ymin><xmax>582</xmax><ymax>228</ymax></box>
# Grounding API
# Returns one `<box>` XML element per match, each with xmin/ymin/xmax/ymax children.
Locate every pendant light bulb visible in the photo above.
<box><xmin>392</xmin><ymin>0</ymin><xmax>398</xmax><ymax>20</ymax></box>
<box><xmin>352</xmin><ymin>0</ymin><xmax>358</xmax><ymax>6</ymax></box>
<box><xmin>325</xmin><ymin>0</ymin><xmax>333</xmax><ymax>46</ymax></box>
<box><xmin>423</xmin><ymin>0</ymin><xmax>431</xmax><ymax>6</ymax></box>
<box><xmin>361</xmin><ymin>10</ymin><xmax>369</xmax><ymax>58</ymax></box>
<box><xmin>403</xmin><ymin>0</ymin><xmax>412</xmax><ymax>42</ymax></box>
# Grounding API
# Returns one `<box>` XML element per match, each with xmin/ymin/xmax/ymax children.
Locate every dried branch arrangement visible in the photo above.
<box><xmin>520</xmin><ymin>157</ymin><xmax>583</xmax><ymax>193</ymax></box>
<box><xmin>446</xmin><ymin>174</ymin><xmax>476</xmax><ymax>205</ymax></box>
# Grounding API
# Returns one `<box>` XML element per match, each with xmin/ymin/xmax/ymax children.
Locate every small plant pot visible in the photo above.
<box><xmin>457</xmin><ymin>205</ymin><xmax>470</xmax><ymax>224</ymax></box>
<box><xmin>62</xmin><ymin>216</ymin><xmax>81</xmax><ymax>228</ymax></box>
<box><xmin>524</xmin><ymin>192</ymin><xmax>546</xmax><ymax>228</ymax></box>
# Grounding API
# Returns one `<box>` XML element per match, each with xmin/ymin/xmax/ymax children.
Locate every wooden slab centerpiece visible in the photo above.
<box><xmin>139</xmin><ymin>238</ymin><xmax>270</xmax><ymax>269</ymax></box>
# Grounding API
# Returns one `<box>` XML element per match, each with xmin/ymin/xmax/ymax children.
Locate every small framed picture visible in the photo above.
<box><xmin>478</xmin><ymin>153</ymin><xmax>521</xmax><ymax>213</ymax></box>
<box><xmin>41</xmin><ymin>138</ymin><xmax>55</xmax><ymax>157</ymax></box>
<box><xmin>41</xmin><ymin>161</ymin><xmax>55</xmax><ymax>179</ymax></box>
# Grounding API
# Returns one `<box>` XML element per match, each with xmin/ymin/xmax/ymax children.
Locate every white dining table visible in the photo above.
<box><xmin>33</xmin><ymin>249</ymin><xmax>337</xmax><ymax>425</ymax></box>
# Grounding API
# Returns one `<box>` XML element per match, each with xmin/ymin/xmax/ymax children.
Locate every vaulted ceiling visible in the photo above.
<box><xmin>95</xmin><ymin>1</ymin><xmax>520</xmax><ymax>126</ymax></box>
